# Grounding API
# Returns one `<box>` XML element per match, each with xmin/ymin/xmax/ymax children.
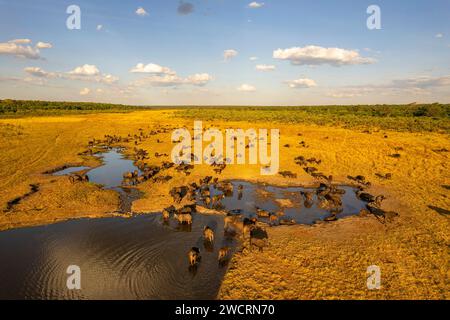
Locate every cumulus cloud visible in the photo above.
<box><xmin>0</xmin><ymin>41</ymin><xmax>39</xmax><ymax>59</ymax></box>
<box><xmin>248</xmin><ymin>2</ymin><xmax>264</xmax><ymax>8</ymax></box>
<box><xmin>237</xmin><ymin>84</ymin><xmax>256</xmax><ymax>92</ymax></box>
<box><xmin>79</xmin><ymin>88</ymin><xmax>91</xmax><ymax>96</ymax></box>
<box><xmin>24</xmin><ymin>64</ymin><xmax>119</xmax><ymax>85</ymax></box>
<box><xmin>249</xmin><ymin>56</ymin><xmax>258</xmax><ymax>61</ymax></box>
<box><xmin>435</xmin><ymin>33</ymin><xmax>443</xmax><ymax>38</ymax></box>
<box><xmin>255</xmin><ymin>64</ymin><xmax>276</xmax><ymax>72</ymax></box>
<box><xmin>36</xmin><ymin>42</ymin><xmax>52</xmax><ymax>49</ymax></box>
<box><xmin>186</xmin><ymin>73</ymin><xmax>213</xmax><ymax>86</ymax></box>
<box><xmin>130</xmin><ymin>61</ymin><xmax>213</xmax><ymax>88</ymax></box>
<box><xmin>100</xmin><ymin>74</ymin><xmax>119</xmax><ymax>84</ymax></box>
<box><xmin>223</xmin><ymin>49</ymin><xmax>238</xmax><ymax>61</ymax></box>
<box><xmin>96</xmin><ymin>25</ymin><xmax>103</xmax><ymax>31</ymax></box>
<box><xmin>130</xmin><ymin>63</ymin><xmax>176</xmax><ymax>75</ymax></box>
<box><xmin>0</xmin><ymin>39</ymin><xmax>52</xmax><ymax>59</ymax></box>
<box><xmin>67</xmin><ymin>71</ymin><xmax>118</xmax><ymax>84</ymax></box>
<box><xmin>136</xmin><ymin>7</ymin><xmax>148</xmax><ymax>16</ymax></box>
<box><xmin>9</xmin><ymin>39</ymin><xmax>32</xmax><ymax>44</ymax></box>
<box><xmin>69</xmin><ymin>64</ymin><xmax>100</xmax><ymax>76</ymax></box>
<box><xmin>177</xmin><ymin>2</ymin><xmax>194</xmax><ymax>15</ymax></box>
<box><xmin>273</xmin><ymin>45</ymin><xmax>376</xmax><ymax>66</ymax></box>
<box><xmin>285</xmin><ymin>78</ymin><xmax>317</xmax><ymax>88</ymax></box>
<box><xmin>24</xmin><ymin>67</ymin><xmax>56</xmax><ymax>78</ymax></box>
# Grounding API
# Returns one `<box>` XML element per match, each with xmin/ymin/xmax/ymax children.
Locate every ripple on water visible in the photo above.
<box><xmin>0</xmin><ymin>215</ymin><xmax>237</xmax><ymax>299</ymax></box>
<box><xmin>16</xmin><ymin>148</ymin><xmax>368</xmax><ymax>299</ymax></box>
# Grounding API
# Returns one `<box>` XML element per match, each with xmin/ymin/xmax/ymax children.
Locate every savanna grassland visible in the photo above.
<box><xmin>0</xmin><ymin>100</ymin><xmax>449</xmax><ymax>299</ymax></box>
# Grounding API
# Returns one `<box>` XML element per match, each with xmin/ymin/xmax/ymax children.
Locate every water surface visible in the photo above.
<box><xmin>203</xmin><ymin>180</ymin><xmax>366</xmax><ymax>224</ymax></box>
<box><xmin>6</xmin><ymin>149</ymin><xmax>368</xmax><ymax>299</ymax></box>
<box><xmin>0</xmin><ymin>214</ymin><xmax>235</xmax><ymax>299</ymax></box>
<box><xmin>53</xmin><ymin>166</ymin><xmax>90</xmax><ymax>176</ymax></box>
<box><xmin>52</xmin><ymin>148</ymin><xmax>142</xmax><ymax>213</ymax></box>
<box><xmin>87</xmin><ymin>149</ymin><xmax>141</xmax><ymax>189</ymax></box>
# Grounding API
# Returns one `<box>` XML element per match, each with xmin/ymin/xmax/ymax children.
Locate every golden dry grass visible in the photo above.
<box><xmin>0</xmin><ymin>110</ymin><xmax>448</xmax><ymax>299</ymax></box>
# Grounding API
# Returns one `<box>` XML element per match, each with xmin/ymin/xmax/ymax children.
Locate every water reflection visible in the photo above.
<box><xmin>201</xmin><ymin>180</ymin><xmax>366</xmax><ymax>224</ymax></box>
<box><xmin>0</xmin><ymin>215</ymin><xmax>236</xmax><ymax>300</ymax></box>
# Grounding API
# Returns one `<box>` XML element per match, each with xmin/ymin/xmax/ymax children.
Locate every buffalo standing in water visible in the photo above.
<box><xmin>203</xmin><ymin>226</ymin><xmax>214</xmax><ymax>243</ymax></box>
<box><xmin>174</xmin><ymin>213</ymin><xmax>193</xmax><ymax>225</ymax></box>
<box><xmin>188</xmin><ymin>247</ymin><xmax>201</xmax><ymax>266</ymax></box>
<box><xmin>218</xmin><ymin>247</ymin><xmax>231</xmax><ymax>261</ymax></box>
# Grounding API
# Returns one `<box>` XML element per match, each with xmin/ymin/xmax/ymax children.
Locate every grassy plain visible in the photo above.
<box><xmin>0</xmin><ymin>105</ymin><xmax>448</xmax><ymax>299</ymax></box>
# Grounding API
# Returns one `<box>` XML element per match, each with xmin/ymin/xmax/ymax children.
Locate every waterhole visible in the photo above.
<box><xmin>53</xmin><ymin>148</ymin><xmax>142</xmax><ymax>213</ymax></box>
<box><xmin>201</xmin><ymin>180</ymin><xmax>366</xmax><ymax>225</ymax></box>
<box><xmin>0</xmin><ymin>214</ymin><xmax>236</xmax><ymax>299</ymax></box>
<box><xmin>0</xmin><ymin>149</ymin><xmax>368</xmax><ymax>299</ymax></box>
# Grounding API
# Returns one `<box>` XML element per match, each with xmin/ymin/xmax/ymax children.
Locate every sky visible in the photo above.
<box><xmin>0</xmin><ymin>0</ymin><xmax>449</xmax><ymax>106</ymax></box>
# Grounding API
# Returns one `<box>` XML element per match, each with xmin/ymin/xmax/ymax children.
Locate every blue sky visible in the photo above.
<box><xmin>0</xmin><ymin>0</ymin><xmax>449</xmax><ymax>105</ymax></box>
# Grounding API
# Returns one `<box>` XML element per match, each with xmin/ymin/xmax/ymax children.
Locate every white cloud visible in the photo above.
<box><xmin>249</xmin><ymin>56</ymin><xmax>258</xmax><ymax>61</ymax></box>
<box><xmin>96</xmin><ymin>25</ymin><xmax>103</xmax><ymax>31</ymax></box>
<box><xmin>185</xmin><ymin>73</ymin><xmax>213</xmax><ymax>86</ymax></box>
<box><xmin>67</xmin><ymin>69</ymin><xmax>118</xmax><ymax>84</ymax></box>
<box><xmin>130</xmin><ymin>62</ymin><xmax>212</xmax><ymax>87</ymax></box>
<box><xmin>9</xmin><ymin>39</ymin><xmax>32</xmax><ymax>44</ymax></box>
<box><xmin>0</xmin><ymin>39</ymin><xmax>52</xmax><ymax>59</ymax></box>
<box><xmin>79</xmin><ymin>88</ymin><xmax>91</xmax><ymax>95</ymax></box>
<box><xmin>273</xmin><ymin>45</ymin><xmax>376</xmax><ymax>66</ymax></box>
<box><xmin>223</xmin><ymin>49</ymin><xmax>238</xmax><ymax>61</ymax></box>
<box><xmin>136</xmin><ymin>7</ymin><xmax>148</xmax><ymax>16</ymax></box>
<box><xmin>130</xmin><ymin>63</ymin><xmax>175</xmax><ymax>75</ymax></box>
<box><xmin>237</xmin><ymin>84</ymin><xmax>256</xmax><ymax>92</ymax></box>
<box><xmin>36</xmin><ymin>42</ymin><xmax>52</xmax><ymax>49</ymax></box>
<box><xmin>69</xmin><ymin>64</ymin><xmax>100</xmax><ymax>76</ymax></box>
<box><xmin>24</xmin><ymin>64</ymin><xmax>119</xmax><ymax>85</ymax></box>
<box><xmin>0</xmin><ymin>41</ymin><xmax>40</xmax><ymax>59</ymax></box>
<box><xmin>435</xmin><ymin>33</ymin><xmax>443</xmax><ymax>38</ymax></box>
<box><xmin>100</xmin><ymin>74</ymin><xmax>119</xmax><ymax>84</ymax></box>
<box><xmin>248</xmin><ymin>2</ymin><xmax>264</xmax><ymax>8</ymax></box>
<box><xmin>255</xmin><ymin>64</ymin><xmax>276</xmax><ymax>72</ymax></box>
<box><xmin>24</xmin><ymin>67</ymin><xmax>56</xmax><ymax>78</ymax></box>
<box><xmin>285</xmin><ymin>78</ymin><xmax>317</xmax><ymax>88</ymax></box>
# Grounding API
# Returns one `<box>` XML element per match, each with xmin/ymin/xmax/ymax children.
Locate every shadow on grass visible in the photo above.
<box><xmin>428</xmin><ymin>205</ymin><xmax>450</xmax><ymax>217</ymax></box>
